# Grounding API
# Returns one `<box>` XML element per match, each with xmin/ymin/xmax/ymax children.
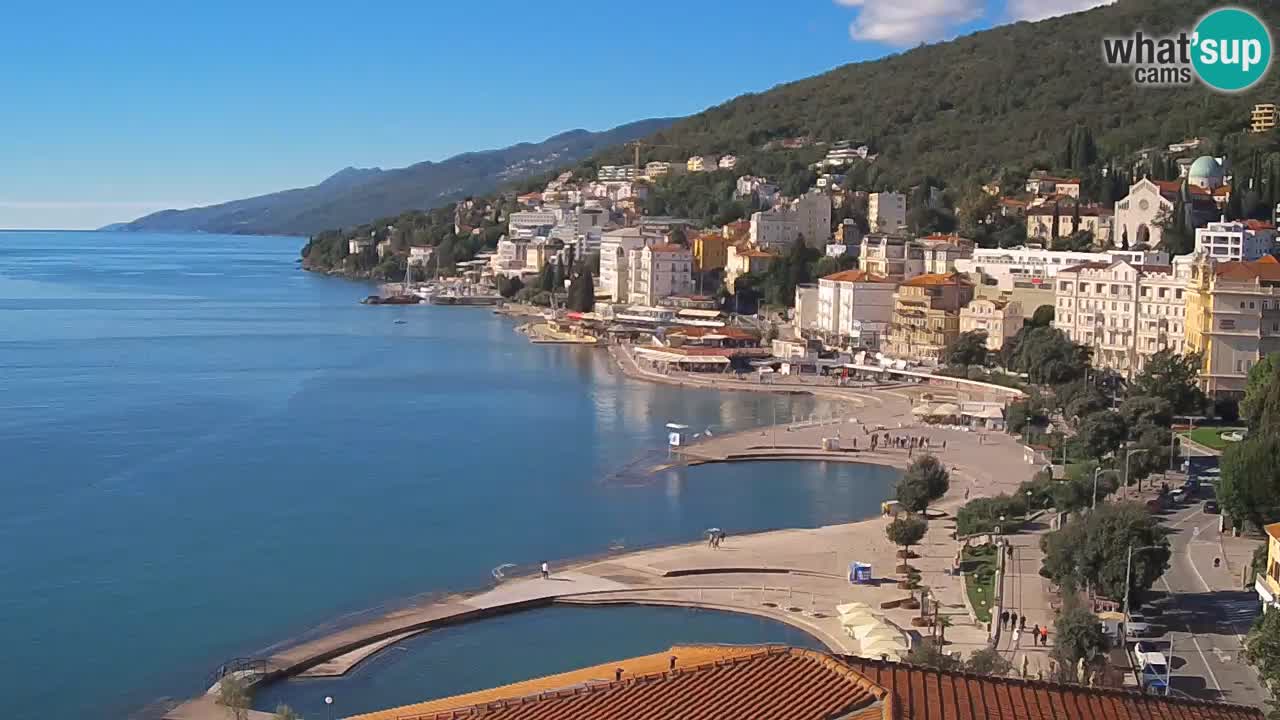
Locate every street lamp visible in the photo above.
<box><xmin>325</xmin><ymin>695</ymin><xmax>334</xmax><ymax>720</ymax></box>
<box><xmin>1124</xmin><ymin>448</ymin><xmax>1149</xmax><ymax>497</ymax></box>
<box><xmin>1025</xmin><ymin>490</ymin><xmax>1033</xmax><ymax>520</ymax></box>
<box><xmin>1093</xmin><ymin>468</ymin><xmax>1119</xmax><ymax>510</ymax></box>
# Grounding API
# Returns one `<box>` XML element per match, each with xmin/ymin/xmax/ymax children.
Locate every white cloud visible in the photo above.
<box><xmin>835</xmin><ymin>0</ymin><xmax>984</xmax><ymax>46</ymax></box>
<box><xmin>1005</xmin><ymin>0</ymin><xmax>1116</xmax><ymax>23</ymax></box>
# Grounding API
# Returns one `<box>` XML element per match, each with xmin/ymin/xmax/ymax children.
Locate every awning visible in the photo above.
<box><xmin>634</xmin><ymin>347</ymin><xmax>730</xmax><ymax>364</ymax></box>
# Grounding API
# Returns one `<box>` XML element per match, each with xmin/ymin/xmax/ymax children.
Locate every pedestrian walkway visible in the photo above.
<box><xmin>993</xmin><ymin>524</ymin><xmax>1058</xmax><ymax>679</ymax></box>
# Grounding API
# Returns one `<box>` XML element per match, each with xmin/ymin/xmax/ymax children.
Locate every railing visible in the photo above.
<box><xmin>208</xmin><ymin>656</ymin><xmax>269</xmax><ymax>688</ymax></box>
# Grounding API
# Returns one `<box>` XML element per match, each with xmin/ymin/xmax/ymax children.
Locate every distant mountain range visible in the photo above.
<box><xmin>112</xmin><ymin>118</ymin><xmax>676</xmax><ymax>236</ymax></box>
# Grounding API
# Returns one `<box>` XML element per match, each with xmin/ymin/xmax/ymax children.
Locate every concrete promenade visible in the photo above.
<box><xmin>165</xmin><ymin>352</ymin><xmax>1045</xmax><ymax>720</ymax></box>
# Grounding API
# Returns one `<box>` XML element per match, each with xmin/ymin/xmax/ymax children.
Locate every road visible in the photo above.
<box><xmin>1135</xmin><ymin>499</ymin><xmax>1266</xmax><ymax>707</ymax></box>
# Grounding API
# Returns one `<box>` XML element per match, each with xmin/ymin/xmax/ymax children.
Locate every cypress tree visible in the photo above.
<box><xmin>1051</xmin><ymin>200</ymin><xmax>1061</xmax><ymax>240</ymax></box>
<box><xmin>1072</xmin><ymin>200</ymin><xmax>1081</xmax><ymax>235</ymax></box>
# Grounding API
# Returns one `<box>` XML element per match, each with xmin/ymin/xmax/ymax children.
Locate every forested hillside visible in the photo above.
<box><xmin>589</xmin><ymin>0</ymin><xmax>1280</xmax><ymax>189</ymax></box>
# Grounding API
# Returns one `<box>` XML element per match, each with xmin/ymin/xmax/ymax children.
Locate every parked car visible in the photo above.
<box><xmin>1125</xmin><ymin>621</ymin><xmax>1157</xmax><ymax>637</ymax></box>
<box><xmin>1203</xmin><ymin>500</ymin><xmax>1220</xmax><ymax>514</ymax></box>
<box><xmin>1171</xmin><ymin>489</ymin><xmax>1188</xmax><ymax>504</ymax></box>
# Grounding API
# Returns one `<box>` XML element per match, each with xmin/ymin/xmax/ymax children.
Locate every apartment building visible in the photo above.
<box><xmin>749</xmin><ymin>209</ymin><xmax>798</xmax><ymax>251</ymax></box>
<box><xmin>1186</xmin><ymin>255</ymin><xmax>1280</xmax><ymax>396</ymax></box>
<box><xmin>812</xmin><ymin>270</ymin><xmax>897</xmax><ymax>349</ymax></box>
<box><xmin>1195</xmin><ymin>220</ymin><xmax>1278</xmax><ymax>262</ymax></box>
<box><xmin>858</xmin><ymin>234</ymin><xmax>920</xmax><ymax>281</ymax></box>
<box><xmin>885</xmin><ymin>273</ymin><xmax>975</xmax><ymax>364</ymax></box>
<box><xmin>599</xmin><ymin>227</ymin><xmax>664</xmax><ymax>301</ymax></box>
<box><xmin>1252</xmin><ymin>103</ymin><xmax>1278</xmax><ymax>133</ymax></box>
<box><xmin>822</xmin><ymin>141</ymin><xmax>871</xmax><ymax>167</ymax></box>
<box><xmin>686</xmin><ymin>155</ymin><xmax>718</xmax><ymax>172</ymax></box>
<box><xmin>1053</xmin><ymin>259</ymin><xmax>1192</xmax><ymax>377</ymax></box>
<box><xmin>868</xmin><ymin>192</ymin><xmax>906</xmax><ymax>233</ymax></box>
<box><xmin>597</xmin><ymin>165</ymin><xmax>639</xmax><ymax>182</ymax></box>
<box><xmin>718</xmin><ymin>155</ymin><xmax>738</xmax><ymax>170</ymax></box>
<box><xmin>959</xmin><ymin>298</ymin><xmax>1023</xmax><ymax>350</ymax></box>
<box><xmin>644</xmin><ymin>161</ymin><xmax>685</xmax><ymax>181</ymax></box>
<box><xmin>691</xmin><ymin>232</ymin><xmax>730</xmax><ymax>272</ymax></box>
<box><xmin>954</xmin><ymin>246</ymin><xmax>1169</xmax><ymax>291</ymax></box>
<box><xmin>791</xmin><ymin>191</ymin><xmax>832</xmax><ymax>246</ymax></box>
<box><xmin>1025</xmin><ymin>203</ymin><xmax>1114</xmax><ymax>246</ymax></box>
<box><xmin>628</xmin><ymin>244</ymin><xmax>694</xmax><ymax>306</ymax></box>
<box><xmin>724</xmin><ymin>245</ymin><xmax>777</xmax><ymax>292</ymax></box>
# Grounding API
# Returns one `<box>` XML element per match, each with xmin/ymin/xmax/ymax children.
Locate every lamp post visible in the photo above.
<box><xmin>1124</xmin><ymin>448</ymin><xmax>1148</xmax><ymax>497</ymax></box>
<box><xmin>1025</xmin><ymin>490</ymin><xmax>1033</xmax><ymax>520</ymax></box>
<box><xmin>325</xmin><ymin>695</ymin><xmax>334</xmax><ymax>720</ymax></box>
<box><xmin>1093</xmin><ymin>468</ymin><xmax>1119</xmax><ymax>510</ymax></box>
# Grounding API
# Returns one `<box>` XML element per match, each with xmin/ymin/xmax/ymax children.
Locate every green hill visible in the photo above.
<box><xmin>591</xmin><ymin>0</ymin><xmax>1280</xmax><ymax>188</ymax></box>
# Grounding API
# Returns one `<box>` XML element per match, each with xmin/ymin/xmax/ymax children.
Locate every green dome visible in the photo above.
<box><xmin>1188</xmin><ymin>156</ymin><xmax>1225</xmax><ymax>186</ymax></box>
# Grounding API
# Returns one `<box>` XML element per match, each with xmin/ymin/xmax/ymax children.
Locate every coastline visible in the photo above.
<box><xmin>164</xmin><ymin>350</ymin><xmax>1041</xmax><ymax>720</ymax></box>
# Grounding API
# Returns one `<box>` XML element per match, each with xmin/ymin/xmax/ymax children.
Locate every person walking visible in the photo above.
<box><xmin>1019</xmin><ymin>616</ymin><xmax>1026</xmax><ymax>631</ymax></box>
<box><xmin>1000</xmin><ymin>610</ymin><xmax>1009</xmax><ymax>630</ymax></box>
<box><xmin>541</xmin><ymin>561</ymin><xmax>550</xmax><ymax>579</ymax></box>
<box><xmin>1041</xmin><ymin>626</ymin><xmax>1049</xmax><ymax>646</ymax></box>
<box><xmin>1010</xmin><ymin>612</ymin><xmax>1019</xmax><ymax>631</ymax></box>
<box><xmin>1031</xmin><ymin>623</ymin><xmax>1040</xmax><ymax>644</ymax></box>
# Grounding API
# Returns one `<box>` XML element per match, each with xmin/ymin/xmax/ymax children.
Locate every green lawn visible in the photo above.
<box><xmin>961</xmin><ymin>544</ymin><xmax>998</xmax><ymax>624</ymax></box>
<box><xmin>1182</xmin><ymin>426</ymin><xmax>1246</xmax><ymax>452</ymax></box>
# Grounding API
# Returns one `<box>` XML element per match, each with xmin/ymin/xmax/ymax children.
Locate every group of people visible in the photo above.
<box><xmin>867</xmin><ymin>432</ymin><xmax>945</xmax><ymax>456</ymax></box>
<box><xmin>706</xmin><ymin>530</ymin><xmax>727</xmax><ymax>548</ymax></box>
<box><xmin>1000</xmin><ymin>610</ymin><xmax>1049</xmax><ymax>646</ymax></box>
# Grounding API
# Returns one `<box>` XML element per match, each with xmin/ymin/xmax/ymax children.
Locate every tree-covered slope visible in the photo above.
<box><xmin>592</xmin><ymin>0</ymin><xmax>1280</xmax><ymax>187</ymax></box>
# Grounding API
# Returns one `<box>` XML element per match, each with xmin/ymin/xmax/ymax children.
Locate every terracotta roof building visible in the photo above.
<box><xmin>886</xmin><ymin>272</ymin><xmax>976</xmax><ymax>364</ymax></box>
<box><xmin>350</xmin><ymin>645</ymin><xmax>1262</xmax><ymax>720</ymax></box>
<box><xmin>1186</xmin><ymin>255</ymin><xmax>1280</xmax><ymax>396</ymax></box>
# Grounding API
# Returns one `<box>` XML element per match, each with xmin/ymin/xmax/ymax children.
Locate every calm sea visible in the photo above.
<box><xmin>0</xmin><ymin>232</ymin><xmax>897</xmax><ymax>719</ymax></box>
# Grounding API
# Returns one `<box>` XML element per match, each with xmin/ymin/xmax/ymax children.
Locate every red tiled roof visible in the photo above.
<box><xmin>1245</xmin><ymin>219</ymin><xmax>1275</xmax><ymax>231</ymax></box>
<box><xmin>823</xmin><ymin>269</ymin><xmax>891</xmax><ymax>283</ymax></box>
<box><xmin>1154</xmin><ymin>180</ymin><xmax>1212</xmax><ymax>198</ymax></box>
<box><xmin>354</xmin><ymin>646</ymin><xmax>1263</xmax><ymax>720</ymax></box>
<box><xmin>399</xmin><ymin>647</ymin><xmax>889</xmax><ymax>720</ymax></box>
<box><xmin>902</xmin><ymin>272</ymin><xmax>972</xmax><ymax>287</ymax></box>
<box><xmin>1215</xmin><ymin>255</ymin><xmax>1280</xmax><ymax>282</ymax></box>
<box><xmin>647</xmin><ymin>243</ymin><xmax>690</xmax><ymax>254</ymax></box>
<box><xmin>841</xmin><ymin>656</ymin><xmax>1262</xmax><ymax>720</ymax></box>
<box><xmin>1266</xmin><ymin>522</ymin><xmax>1280</xmax><ymax>542</ymax></box>
<box><xmin>667</xmin><ymin>326</ymin><xmax>759</xmax><ymax>340</ymax></box>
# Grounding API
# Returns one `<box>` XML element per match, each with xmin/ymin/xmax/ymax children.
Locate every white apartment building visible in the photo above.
<box><xmin>628</xmin><ymin>244</ymin><xmax>694</xmax><ymax>306</ymax></box>
<box><xmin>822</xmin><ymin>141</ymin><xmax>870</xmax><ymax>168</ymax></box>
<box><xmin>813</xmin><ymin>269</ymin><xmax>897</xmax><ymax>348</ymax></box>
<box><xmin>600</xmin><ymin>227</ymin><xmax>664</xmax><ymax>301</ymax></box>
<box><xmin>508</xmin><ymin>210</ymin><xmax>558</xmax><ymax>240</ymax></box>
<box><xmin>644</xmin><ymin>161</ymin><xmax>685</xmax><ymax>181</ymax></box>
<box><xmin>718</xmin><ymin>155</ymin><xmax>738</xmax><ymax>170</ymax></box>
<box><xmin>794</xmin><ymin>284</ymin><xmax>819</xmax><ymax>332</ymax></box>
<box><xmin>749</xmin><ymin>210</ymin><xmax>799</xmax><ymax>251</ymax></box>
<box><xmin>868</xmin><ymin>192</ymin><xmax>906</xmax><ymax>233</ymax></box>
<box><xmin>686</xmin><ymin>155</ymin><xmax>718</xmax><ymax>172</ymax></box>
<box><xmin>1053</xmin><ymin>258</ymin><xmax>1193</xmax><ymax>377</ymax></box>
<box><xmin>1195</xmin><ymin>220</ymin><xmax>1278</xmax><ymax>262</ymax></box>
<box><xmin>955</xmin><ymin>246</ymin><xmax>1170</xmax><ymax>291</ymax></box>
<box><xmin>598</xmin><ymin>165</ymin><xmax>638</xmax><ymax>182</ymax></box>
<box><xmin>791</xmin><ymin>191</ymin><xmax>832</xmax><ymax>246</ymax></box>
<box><xmin>959</xmin><ymin>298</ymin><xmax>1023</xmax><ymax>350</ymax></box>
<box><xmin>491</xmin><ymin>239</ymin><xmax>529</xmax><ymax>277</ymax></box>
<box><xmin>859</xmin><ymin>234</ymin><xmax>921</xmax><ymax>280</ymax></box>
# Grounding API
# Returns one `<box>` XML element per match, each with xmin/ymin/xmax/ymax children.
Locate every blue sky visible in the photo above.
<box><xmin>0</xmin><ymin>0</ymin><xmax>1111</xmax><ymax>229</ymax></box>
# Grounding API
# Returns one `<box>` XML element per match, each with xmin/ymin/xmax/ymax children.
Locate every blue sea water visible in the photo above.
<box><xmin>0</xmin><ymin>232</ymin><xmax>897</xmax><ymax>719</ymax></box>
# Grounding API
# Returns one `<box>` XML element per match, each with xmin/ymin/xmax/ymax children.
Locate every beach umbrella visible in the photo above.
<box><xmin>836</xmin><ymin>602</ymin><xmax>872</xmax><ymax>617</ymax></box>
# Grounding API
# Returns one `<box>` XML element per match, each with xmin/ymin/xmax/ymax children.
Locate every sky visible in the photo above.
<box><xmin>0</xmin><ymin>0</ymin><xmax>1113</xmax><ymax>230</ymax></box>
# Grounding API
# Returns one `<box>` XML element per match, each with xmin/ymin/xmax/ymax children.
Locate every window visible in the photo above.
<box><xmin>1221</xmin><ymin>319</ymin><xmax>1236</xmax><ymax>330</ymax></box>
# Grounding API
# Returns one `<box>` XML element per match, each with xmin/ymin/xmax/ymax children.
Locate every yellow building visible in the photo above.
<box><xmin>692</xmin><ymin>232</ymin><xmax>730</xmax><ymax>272</ymax></box>
<box><xmin>885</xmin><ymin>272</ymin><xmax>975</xmax><ymax>363</ymax></box>
<box><xmin>1255</xmin><ymin>523</ymin><xmax>1280</xmax><ymax>611</ymax></box>
<box><xmin>1185</xmin><ymin>255</ymin><xmax>1280</xmax><ymax>396</ymax></box>
<box><xmin>1252</xmin><ymin>103</ymin><xmax>1278</xmax><ymax>133</ymax></box>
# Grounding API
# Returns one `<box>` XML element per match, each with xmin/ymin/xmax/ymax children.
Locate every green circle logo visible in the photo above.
<box><xmin>1192</xmin><ymin>7</ymin><xmax>1272</xmax><ymax>92</ymax></box>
